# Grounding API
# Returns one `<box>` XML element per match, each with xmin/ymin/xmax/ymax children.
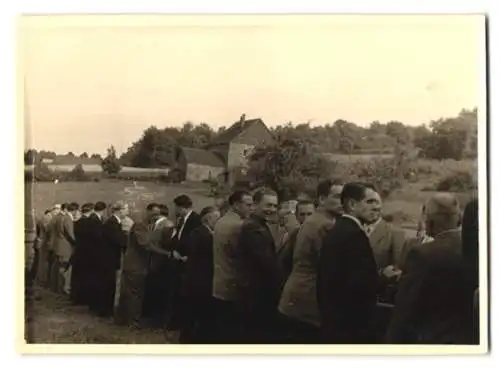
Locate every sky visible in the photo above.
<box><xmin>20</xmin><ymin>15</ymin><xmax>486</xmax><ymax>155</ymax></box>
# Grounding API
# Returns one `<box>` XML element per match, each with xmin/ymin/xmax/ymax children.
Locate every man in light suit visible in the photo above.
<box><xmin>387</xmin><ymin>193</ymin><xmax>476</xmax><ymax>344</ymax></box>
<box><xmin>116</xmin><ymin>205</ymin><xmax>171</xmax><ymax>328</ymax></box>
<box><xmin>52</xmin><ymin>202</ymin><xmax>79</xmax><ymax>295</ymax></box>
<box><xmin>364</xmin><ymin>197</ymin><xmax>407</xmax><ymax>304</ymax></box>
<box><xmin>212</xmin><ymin>190</ymin><xmax>254</xmax><ymax>343</ymax></box>
<box><xmin>278</xmin><ymin>180</ymin><xmax>343</xmax><ymax>343</ymax></box>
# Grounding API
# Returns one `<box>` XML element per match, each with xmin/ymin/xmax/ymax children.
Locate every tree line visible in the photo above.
<box><xmin>25</xmin><ymin>107</ymin><xmax>478</xmax><ymax>170</ymax></box>
<box><xmin>117</xmin><ymin>108</ymin><xmax>478</xmax><ymax>168</ymax></box>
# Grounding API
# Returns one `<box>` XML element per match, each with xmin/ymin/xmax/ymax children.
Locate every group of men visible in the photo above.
<box><xmin>28</xmin><ymin>179</ymin><xmax>480</xmax><ymax>345</ymax></box>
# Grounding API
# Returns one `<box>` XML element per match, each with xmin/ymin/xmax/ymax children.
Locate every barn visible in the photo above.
<box><xmin>176</xmin><ymin>147</ymin><xmax>226</xmax><ymax>182</ymax></box>
<box><xmin>174</xmin><ymin>114</ymin><xmax>275</xmax><ymax>185</ymax></box>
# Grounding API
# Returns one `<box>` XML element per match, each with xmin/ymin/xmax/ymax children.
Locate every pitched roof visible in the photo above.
<box><xmin>181</xmin><ymin>147</ymin><xmax>225</xmax><ymax>167</ymax></box>
<box><xmin>51</xmin><ymin>155</ymin><xmax>101</xmax><ymax>166</ymax></box>
<box><xmin>210</xmin><ymin>118</ymin><xmax>265</xmax><ymax>146</ymax></box>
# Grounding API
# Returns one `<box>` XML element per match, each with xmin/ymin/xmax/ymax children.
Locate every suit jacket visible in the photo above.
<box><xmin>174</xmin><ymin>211</ymin><xmax>202</xmax><ymax>256</ymax></box>
<box><xmin>53</xmin><ymin>213</ymin><xmax>76</xmax><ymax>262</ymax></box>
<box><xmin>102</xmin><ymin>215</ymin><xmax>127</xmax><ymax>270</ymax></box>
<box><xmin>148</xmin><ymin>217</ymin><xmax>175</xmax><ymax>271</ymax></box>
<box><xmin>279</xmin><ymin>211</ymin><xmax>335</xmax><ymax>326</ymax></box>
<box><xmin>368</xmin><ymin>219</ymin><xmax>407</xmax><ymax>270</ymax></box>
<box><xmin>317</xmin><ymin>216</ymin><xmax>379</xmax><ymax>343</ymax></box>
<box><xmin>73</xmin><ymin>215</ymin><xmax>94</xmax><ymax>265</ymax></box>
<box><xmin>122</xmin><ymin>221</ymin><xmax>152</xmax><ymax>275</ymax></box>
<box><xmin>386</xmin><ymin>229</ymin><xmax>476</xmax><ymax>344</ymax></box>
<box><xmin>212</xmin><ymin>209</ymin><xmax>246</xmax><ymax>301</ymax></box>
<box><xmin>277</xmin><ymin>226</ymin><xmax>300</xmax><ymax>282</ymax></box>
<box><xmin>236</xmin><ymin>214</ymin><xmax>283</xmax><ymax>310</ymax></box>
<box><xmin>462</xmin><ymin>198</ymin><xmax>479</xmax><ymax>289</ymax></box>
<box><xmin>86</xmin><ymin>213</ymin><xmax>104</xmax><ymax>263</ymax></box>
<box><xmin>181</xmin><ymin>225</ymin><xmax>214</xmax><ymax>297</ymax></box>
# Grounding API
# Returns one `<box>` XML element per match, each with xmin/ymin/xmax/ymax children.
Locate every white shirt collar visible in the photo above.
<box><xmin>184</xmin><ymin>210</ymin><xmax>193</xmax><ymax>222</ymax></box>
<box><xmin>177</xmin><ymin>210</ymin><xmax>193</xmax><ymax>239</ymax></box>
<box><xmin>113</xmin><ymin>214</ymin><xmax>121</xmax><ymax>224</ymax></box>
<box><xmin>67</xmin><ymin>212</ymin><xmax>74</xmax><ymax>221</ymax></box>
<box><xmin>342</xmin><ymin>214</ymin><xmax>365</xmax><ymax>232</ymax></box>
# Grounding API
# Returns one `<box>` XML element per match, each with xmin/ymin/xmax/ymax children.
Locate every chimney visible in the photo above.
<box><xmin>240</xmin><ymin>114</ymin><xmax>246</xmax><ymax>124</ymax></box>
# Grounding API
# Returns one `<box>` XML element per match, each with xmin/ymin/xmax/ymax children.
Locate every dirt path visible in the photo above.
<box><xmin>25</xmin><ymin>286</ymin><xmax>172</xmax><ymax>344</ymax></box>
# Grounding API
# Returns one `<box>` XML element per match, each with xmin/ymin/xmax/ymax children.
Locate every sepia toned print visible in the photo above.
<box><xmin>20</xmin><ymin>14</ymin><xmax>487</xmax><ymax>354</ymax></box>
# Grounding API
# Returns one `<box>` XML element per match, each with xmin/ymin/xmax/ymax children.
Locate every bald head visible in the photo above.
<box><xmin>424</xmin><ymin>193</ymin><xmax>461</xmax><ymax>237</ymax></box>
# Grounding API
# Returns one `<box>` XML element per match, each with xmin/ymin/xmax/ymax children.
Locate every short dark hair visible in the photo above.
<box><xmin>228</xmin><ymin>190</ymin><xmax>251</xmax><ymax>206</ymax></box>
<box><xmin>316</xmin><ymin>178</ymin><xmax>343</xmax><ymax>199</ymax></box>
<box><xmin>61</xmin><ymin>203</ymin><xmax>69</xmax><ymax>211</ymax></box>
<box><xmin>253</xmin><ymin>188</ymin><xmax>278</xmax><ymax>204</ymax></box>
<box><xmin>159</xmin><ymin>204</ymin><xmax>169</xmax><ymax>216</ymax></box>
<box><xmin>200</xmin><ymin>206</ymin><xmax>217</xmax><ymax>219</ymax></box>
<box><xmin>67</xmin><ymin>202</ymin><xmax>80</xmax><ymax>212</ymax></box>
<box><xmin>146</xmin><ymin>203</ymin><xmax>160</xmax><ymax>211</ymax></box>
<box><xmin>81</xmin><ymin>202</ymin><xmax>94</xmax><ymax>213</ymax></box>
<box><xmin>174</xmin><ymin>195</ymin><xmax>193</xmax><ymax>208</ymax></box>
<box><xmin>44</xmin><ymin>209</ymin><xmax>51</xmax><ymax>215</ymax></box>
<box><xmin>340</xmin><ymin>182</ymin><xmax>377</xmax><ymax>207</ymax></box>
<box><xmin>94</xmin><ymin>201</ymin><xmax>107</xmax><ymax>211</ymax></box>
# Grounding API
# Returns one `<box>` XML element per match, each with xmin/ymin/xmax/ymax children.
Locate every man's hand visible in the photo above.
<box><xmin>172</xmin><ymin>250</ymin><xmax>188</xmax><ymax>262</ymax></box>
<box><xmin>382</xmin><ymin>265</ymin><xmax>402</xmax><ymax>280</ymax></box>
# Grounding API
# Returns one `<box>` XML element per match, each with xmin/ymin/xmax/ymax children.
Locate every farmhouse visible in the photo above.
<box><xmin>175</xmin><ymin>114</ymin><xmax>275</xmax><ymax>185</ymax></box>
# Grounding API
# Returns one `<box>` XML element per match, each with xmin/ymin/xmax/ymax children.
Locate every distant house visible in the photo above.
<box><xmin>175</xmin><ymin>114</ymin><xmax>275</xmax><ymax>185</ymax></box>
<box><xmin>176</xmin><ymin>147</ymin><xmax>226</xmax><ymax>182</ymax></box>
<box><xmin>48</xmin><ymin>155</ymin><xmax>103</xmax><ymax>173</ymax></box>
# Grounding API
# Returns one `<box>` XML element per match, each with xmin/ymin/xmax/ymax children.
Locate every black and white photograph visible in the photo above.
<box><xmin>19</xmin><ymin>13</ymin><xmax>487</xmax><ymax>353</ymax></box>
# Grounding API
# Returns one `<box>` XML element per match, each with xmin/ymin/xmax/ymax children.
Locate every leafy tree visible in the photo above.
<box><xmin>80</xmin><ymin>152</ymin><xmax>89</xmax><ymax>158</ymax></box>
<box><xmin>90</xmin><ymin>153</ymin><xmax>102</xmax><ymax>160</ymax></box>
<box><xmin>101</xmin><ymin>145</ymin><xmax>121</xmax><ymax>174</ymax></box>
<box><xmin>24</xmin><ymin>149</ymin><xmax>37</xmax><ymax>165</ymax></box>
<box><xmin>247</xmin><ymin>137</ymin><xmax>332</xmax><ymax>201</ymax></box>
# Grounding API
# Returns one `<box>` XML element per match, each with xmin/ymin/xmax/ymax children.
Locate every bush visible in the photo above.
<box><xmin>435</xmin><ymin>171</ymin><xmax>476</xmax><ymax>192</ymax></box>
<box><xmin>62</xmin><ymin>164</ymin><xmax>91</xmax><ymax>182</ymax></box>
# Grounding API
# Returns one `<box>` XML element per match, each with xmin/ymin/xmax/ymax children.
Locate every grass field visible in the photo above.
<box><xmin>28</xmin><ymin>178</ymin><xmax>473</xmax><ymax>229</ymax></box>
<box><xmin>29</xmin><ymin>180</ymin><xmax>216</xmax><ymax>221</ymax></box>
<box><xmin>25</xmin><ymin>286</ymin><xmax>172</xmax><ymax>344</ymax></box>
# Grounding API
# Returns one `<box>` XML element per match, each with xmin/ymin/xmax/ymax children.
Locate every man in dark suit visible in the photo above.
<box><xmin>235</xmin><ymin>188</ymin><xmax>283</xmax><ymax>344</ymax></box>
<box><xmin>461</xmin><ymin>197</ymin><xmax>479</xmax><ymax>344</ymax></box>
<box><xmin>179</xmin><ymin>206</ymin><xmax>221</xmax><ymax>343</ymax></box>
<box><xmin>317</xmin><ymin>182</ymin><xmax>381</xmax><ymax>344</ymax></box>
<box><xmin>95</xmin><ymin>201</ymin><xmax>128</xmax><ymax>317</ymax></box>
<box><xmin>387</xmin><ymin>193</ymin><xmax>476</xmax><ymax>344</ymax></box>
<box><xmin>172</xmin><ymin>195</ymin><xmax>202</xmax><ymax>257</ymax></box>
<box><xmin>167</xmin><ymin>195</ymin><xmax>202</xmax><ymax>331</ymax></box>
<box><xmin>86</xmin><ymin>202</ymin><xmax>106</xmax><ymax>312</ymax></box>
<box><xmin>70</xmin><ymin>202</ymin><xmax>94</xmax><ymax>305</ymax></box>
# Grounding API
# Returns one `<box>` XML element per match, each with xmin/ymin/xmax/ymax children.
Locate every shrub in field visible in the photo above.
<box><xmin>435</xmin><ymin>171</ymin><xmax>476</xmax><ymax>192</ymax></box>
<box><xmin>62</xmin><ymin>164</ymin><xmax>91</xmax><ymax>182</ymax></box>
